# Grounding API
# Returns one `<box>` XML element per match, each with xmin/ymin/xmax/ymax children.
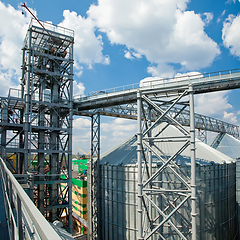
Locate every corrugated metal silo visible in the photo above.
<box><xmin>210</xmin><ymin>133</ymin><xmax>240</xmax><ymax>239</ymax></box>
<box><xmin>99</xmin><ymin>124</ymin><xmax>237</xmax><ymax>240</ymax></box>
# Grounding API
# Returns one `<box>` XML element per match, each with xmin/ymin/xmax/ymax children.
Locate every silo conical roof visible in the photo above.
<box><xmin>210</xmin><ymin>133</ymin><xmax>240</xmax><ymax>159</ymax></box>
<box><xmin>100</xmin><ymin>123</ymin><xmax>233</xmax><ymax>166</ymax></box>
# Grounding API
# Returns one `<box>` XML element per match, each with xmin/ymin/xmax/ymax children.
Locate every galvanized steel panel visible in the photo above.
<box><xmin>99</xmin><ymin>163</ymin><xmax>237</xmax><ymax>240</ymax></box>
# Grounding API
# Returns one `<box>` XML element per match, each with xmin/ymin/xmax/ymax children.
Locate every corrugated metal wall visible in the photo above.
<box><xmin>99</xmin><ymin>163</ymin><xmax>237</xmax><ymax>240</ymax></box>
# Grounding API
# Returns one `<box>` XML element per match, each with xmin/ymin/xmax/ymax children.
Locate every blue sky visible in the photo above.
<box><xmin>0</xmin><ymin>0</ymin><xmax>240</xmax><ymax>154</ymax></box>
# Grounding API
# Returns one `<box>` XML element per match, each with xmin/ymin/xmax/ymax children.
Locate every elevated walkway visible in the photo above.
<box><xmin>74</xmin><ymin>69</ymin><xmax>240</xmax><ymax>110</ymax></box>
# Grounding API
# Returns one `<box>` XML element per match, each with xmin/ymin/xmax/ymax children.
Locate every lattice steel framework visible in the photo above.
<box><xmin>76</xmin><ymin>104</ymin><xmax>239</xmax><ymax>139</ymax></box>
<box><xmin>0</xmin><ymin>19</ymin><xmax>74</xmax><ymax>231</ymax></box>
<box><xmin>88</xmin><ymin>113</ymin><xmax>101</xmax><ymax>240</ymax></box>
<box><xmin>136</xmin><ymin>86</ymin><xmax>196</xmax><ymax>240</ymax></box>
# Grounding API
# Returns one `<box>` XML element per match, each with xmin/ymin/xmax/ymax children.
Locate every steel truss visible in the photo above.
<box><xmin>136</xmin><ymin>86</ymin><xmax>196</xmax><ymax>240</ymax></box>
<box><xmin>0</xmin><ymin>19</ymin><xmax>74</xmax><ymax>231</ymax></box>
<box><xmin>88</xmin><ymin>113</ymin><xmax>101</xmax><ymax>240</ymax></box>
<box><xmin>76</xmin><ymin>103</ymin><xmax>239</xmax><ymax>139</ymax></box>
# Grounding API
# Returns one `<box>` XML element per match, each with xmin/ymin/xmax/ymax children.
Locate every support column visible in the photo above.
<box><xmin>147</xmin><ymin>105</ymin><xmax>153</xmax><ymax>238</ymax></box>
<box><xmin>189</xmin><ymin>85</ymin><xmax>197</xmax><ymax>240</ymax></box>
<box><xmin>24</xmin><ymin>28</ymin><xmax>32</xmax><ymax>174</ymax></box>
<box><xmin>1</xmin><ymin>100</ymin><xmax>7</xmax><ymax>160</ymax></box>
<box><xmin>68</xmin><ymin>42</ymin><xmax>74</xmax><ymax>233</ymax></box>
<box><xmin>19</xmin><ymin>47</ymin><xmax>25</xmax><ymax>174</ymax></box>
<box><xmin>49</xmin><ymin>59</ymin><xmax>59</xmax><ymax>222</ymax></box>
<box><xmin>88</xmin><ymin>113</ymin><xmax>100</xmax><ymax>240</ymax></box>
<box><xmin>137</xmin><ymin>90</ymin><xmax>143</xmax><ymax>240</ymax></box>
<box><xmin>38</xmin><ymin>53</ymin><xmax>46</xmax><ymax>214</ymax></box>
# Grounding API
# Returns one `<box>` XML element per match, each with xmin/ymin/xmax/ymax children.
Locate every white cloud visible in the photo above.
<box><xmin>195</xmin><ymin>91</ymin><xmax>232</xmax><ymax>117</ymax></box>
<box><xmin>0</xmin><ymin>69</ymin><xmax>20</xmax><ymax>96</ymax></box>
<box><xmin>72</xmin><ymin>117</ymin><xmax>137</xmax><ymax>154</ymax></box>
<box><xmin>217</xmin><ymin>10</ymin><xmax>226</xmax><ymax>23</ymax></box>
<box><xmin>72</xmin><ymin>117</ymin><xmax>91</xmax><ymax>154</ymax></box>
<box><xmin>88</xmin><ymin>0</ymin><xmax>220</xmax><ymax>77</ymax></box>
<box><xmin>101</xmin><ymin>117</ymin><xmax>137</xmax><ymax>151</ymax></box>
<box><xmin>202</xmin><ymin>12</ymin><xmax>213</xmax><ymax>25</ymax></box>
<box><xmin>147</xmin><ymin>63</ymin><xmax>175</xmax><ymax>78</ymax></box>
<box><xmin>124</xmin><ymin>50</ymin><xmax>142</xmax><ymax>60</ymax></box>
<box><xmin>132</xmin><ymin>52</ymin><xmax>142</xmax><ymax>59</ymax></box>
<box><xmin>0</xmin><ymin>2</ymin><xmax>31</xmax><ymax>73</ymax></box>
<box><xmin>124</xmin><ymin>51</ymin><xmax>133</xmax><ymax>60</ymax></box>
<box><xmin>222</xmin><ymin>14</ymin><xmax>240</xmax><ymax>57</ymax></box>
<box><xmin>59</xmin><ymin>10</ymin><xmax>110</xmax><ymax>67</ymax></box>
<box><xmin>73</xmin><ymin>117</ymin><xmax>91</xmax><ymax>130</ymax></box>
<box><xmin>0</xmin><ymin>2</ymin><xmax>33</xmax><ymax>95</ymax></box>
<box><xmin>223</xmin><ymin>111</ymin><xmax>238</xmax><ymax>123</ymax></box>
<box><xmin>74</xmin><ymin>62</ymin><xmax>83</xmax><ymax>77</ymax></box>
<box><xmin>73</xmin><ymin>80</ymin><xmax>85</xmax><ymax>96</ymax></box>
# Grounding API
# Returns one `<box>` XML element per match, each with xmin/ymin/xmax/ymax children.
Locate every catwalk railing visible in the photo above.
<box><xmin>74</xmin><ymin>68</ymin><xmax>240</xmax><ymax>109</ymax></box>
<box><xmin>0</xmin><ymin>157</ymin><xmax>62</xmax><ymax>240</ymax></box>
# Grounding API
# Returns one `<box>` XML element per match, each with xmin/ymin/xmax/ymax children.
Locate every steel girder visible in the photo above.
<box><xmin>75</xmin><ymin>103</ymin><xmax>239</xmax><ymax>139</ymax></box>
<box><xmin>88</xmin><ymin>113</ymin><xmax>101</xmax><ymax>240</ymax></box>
<box><xmin>136</xmin><ymin>87</ymin><xmax>196</xmax><ymax>240</ymax></box>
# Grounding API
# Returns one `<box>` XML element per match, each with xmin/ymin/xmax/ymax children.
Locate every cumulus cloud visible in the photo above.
<box><xmin>195</xmin><ymin>91</ymin><xmax>232</xmax><ymax>118</ymax></box>
<box><xmin>73</xmin><ymin>80</ymin><xmax>85</xmax><ymax>96</ymax></box>
<box><xmin>223</xmin><ymin>111</ymin><xmax>238</xmax><ymax>123</ymax></box>
<box><xmin>101</xmin><ymin>118</ymin><xmax>137</xmax><ymax>151</ymax></box>
<box><xmin>88</xmin><ymin>0</ymin><xmax>220</xmax><ymax>77</ymax></box>
<box><xmin>72</xmin><ymin>117</ymin><xmax>137</xmax><ymax>154</ymax></box>
<box><xmin>0</xmin><ymin>2</ymin><xmax>32</xmax><ymax>95</ymax></box>
<box><xmin>73</xmin><ymin>117</ymin><xmax>91</xmax><ymax>130</ymax></box>
<box><xmin>147</xmin><ymin>63</ymin><xmax>175</xmax><ymax>78</ymax></box>
<box><xmin>222</xmin><ymin>14</ymin><xmax>240</xmax><ymax>57</ymax></box>
<box><xmin>202</xmin><ymin>12</ymin><xmax>213</xmax><ymax>25</ymax></box>
<box><xmin>124</xmin><ymin>51</ymin><xmax>133</xmax><ymax>60</ymax></box>
<box><xmin>0</xmin><ymin>2</ymin><xmax>31</xmax><ymax>72</ymax></box>
<box><xmin>72</xmin><ymin>117</ymin><xmax>91</xmax><ymax>154</ymax></box>
<box><xmin>0</xmin><ymin>70</ymin><xmax>20</xmax><ymax>96</ymax></box>
<box><xmin>59</xmin><ymin>10</ymin><xmax>110</xmax><ymax>67</ymax></box>
<box><xmin>124</xmin><ymin>49</ymin><xmax>142</xmax><ymax>60</ymax></box>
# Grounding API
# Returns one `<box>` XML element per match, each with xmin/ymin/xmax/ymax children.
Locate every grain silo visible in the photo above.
<box><xmin>98</xmin><ymin>124</ymin><xmax>237</xmax><ymax>240</ymax></box>
<box><xmin>210</xmin><ymin>133</ymin><xmax>240</xmax><ymax>160</ymax></box>
<box><xmin>210</xmin><ymin>133</ymin><xmax>240</xmax><ymax>239</ymax></box>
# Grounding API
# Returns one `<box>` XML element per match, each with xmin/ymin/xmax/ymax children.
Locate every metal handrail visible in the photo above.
<box><xmin>0</xmin><ymin>157</ymin><xmax>62</xmax><ymax>240</ymax></box>
<box><xmin>73</xmin><ymin>68</ymin><xmax>240</xmax><ymax>102</ymax></box>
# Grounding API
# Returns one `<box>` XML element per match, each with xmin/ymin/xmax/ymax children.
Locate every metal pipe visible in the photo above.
<box><xmin>189</xmin><ymin>84</ymin><xmax>197</xmax><ymax>240</ymax></box>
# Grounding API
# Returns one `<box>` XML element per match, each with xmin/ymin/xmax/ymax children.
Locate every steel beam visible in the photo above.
<box><xmin>189</xmin><ymin>85</ymin><xmax>197</xmax><ymax>240</ymax></box>
<box><xmin>88</xmin><ymin>113</ymin><xmax>100</xmax><ymax>240</ymax></box>
<box><xmin>75</xmin><ymin>104</ymin><xmax>239</xmax><ymax>138</ymax></box>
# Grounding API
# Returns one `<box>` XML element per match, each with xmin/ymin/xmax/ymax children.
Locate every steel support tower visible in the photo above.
<box><xmin>135</xmin><ymin>87</ymin><xmax>196</xmax><ymax>239</ymax></box>
<box><xmin>76</xmin><ymin>69</ymin><xmax>240</xmax><ymax>240</ymax></box>
<box><xmin>0</xmin><ymin>19</ymin><xmax>74</xmax><ymax>230</ymax></box>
